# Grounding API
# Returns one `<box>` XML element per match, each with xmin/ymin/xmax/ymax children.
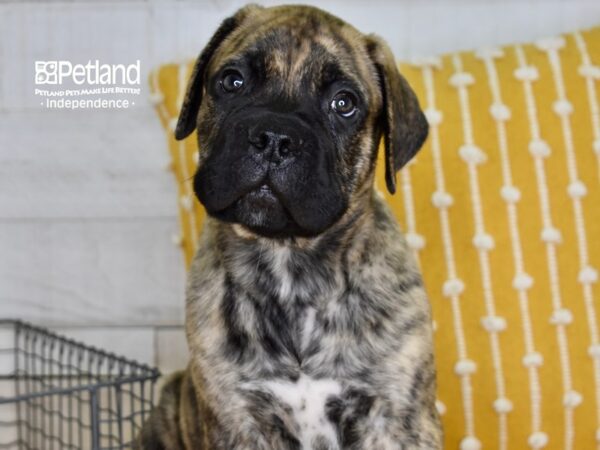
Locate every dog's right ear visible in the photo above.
<box><xmin>175</xmin><ymin>5</ymin><xmax>261</xmax><ymax>140</ymax></box>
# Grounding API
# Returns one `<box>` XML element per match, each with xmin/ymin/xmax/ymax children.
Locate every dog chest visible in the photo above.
<box><xmin>262</xmin><ymin>374</ymin><xmax>342</xmax><ymax>449</ymax></box>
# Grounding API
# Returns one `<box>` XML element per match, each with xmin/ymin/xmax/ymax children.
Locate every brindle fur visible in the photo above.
<box><xmin>137</xmin><ymin>4</ymin><xmax>441</xmax><ymax>449</ymax></box>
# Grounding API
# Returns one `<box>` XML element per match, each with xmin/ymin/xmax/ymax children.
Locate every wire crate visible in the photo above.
<box><xmin>0</xmin><ymin>320</ymin><xmax>160</xmax><ymax>450</ymax></box>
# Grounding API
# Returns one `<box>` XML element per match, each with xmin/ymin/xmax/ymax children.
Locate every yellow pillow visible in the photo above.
<box><xmin>150</xmin><ymin>26</ymin><xmax>600</xmax><ymax>450</ymax></box>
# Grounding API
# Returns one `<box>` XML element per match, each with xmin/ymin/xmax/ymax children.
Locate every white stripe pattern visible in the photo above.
<box><xmin>539</xmin><ymin>35</ymin><xmax>600</xmax><ymax>446</ymax></box>
<box><xmin>573</xmin><ymin>32</ymin><xmax>600</xmax><ymax>447</ymax></box>
<box><xmin>149</xmin><ymin>71</ymin><xmax>168</xmax><ymax>123</ymax></box>
<box><xmin>400</xmin><ymin>164</ymin><xmax>424</xmax><ymax>267</ymax></box>
<box><xmin>176</xmin><ymin>62</ymin><xmax>199</xmax><ymax>250</ymax></box>
<box><xmin>478</xmin><ymin>47</ymin><xmax>545</xmax><ymax>448</ymax></box>
<box><xmin>451</xmin><ymin>53</ymin><xmax>509</xmax><ymax>450</ymax></box>
<box><xmin>150</xmin><ymin>70</ymin><xmax>186</xmax><ymax>246</ymax></box>
<box><xmin>418</xmin><ymin>60</ymin><xmax>480</xmax><ymax>450</ymax></box>
<box><xmin>573</xmin><ymin>32</ymin><xmax>600</xmax><ymax>182</ymax></box>
<box><xmin>399</xmin><ymin>142</ymin><xmax>447</xmax><ymax>415</ymax></box>
<box><xmin>515</xmin><ymin>43</ymin><xmax>576</xmax><ymax>450</ymax></box>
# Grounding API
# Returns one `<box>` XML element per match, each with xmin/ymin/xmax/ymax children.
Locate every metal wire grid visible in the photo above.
<box><xmin>0</xmin><ymin>320</ymin><xmax>160</xmax><ymax>450</ymax></box>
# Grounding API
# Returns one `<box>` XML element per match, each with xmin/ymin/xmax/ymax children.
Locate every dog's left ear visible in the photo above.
<box><xmin>366</xmin><ymin>35</ymin><xmax>429</xmax><ymax>194</ymax></box>
<box><xmin>175</xmin><ymin>5</ymin><xmax>261</xmax><ymax>140</ymax></box>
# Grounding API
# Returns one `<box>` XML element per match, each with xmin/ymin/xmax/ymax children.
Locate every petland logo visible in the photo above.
<box><xmin>35</xmin><ymin>60</ymin><xmax>140</xmax><ymax>85</ymax></box>
<box><xmin>34</xmin><ymin>60</ymin><xmax>142</xmax><ymax>109</ymax></box>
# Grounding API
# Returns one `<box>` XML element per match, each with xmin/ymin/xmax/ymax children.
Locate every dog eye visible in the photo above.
<box><xmin>220</xmin><ymin>70</ymin><xmax>244</xmax><ymax>92</ymax></box>
<box><xmin>330</xmin><ymin>92</ymin><xmax>357</xmax><ymax>117</ymax></box>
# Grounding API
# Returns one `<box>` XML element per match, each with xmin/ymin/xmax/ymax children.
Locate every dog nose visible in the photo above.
<box><xmin>249</xmin><ymin>130</ymin><xmax>295</xmax><ymax>163</ymax></box>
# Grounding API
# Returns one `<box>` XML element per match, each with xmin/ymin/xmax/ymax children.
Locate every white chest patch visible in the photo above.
<box><xmin>301</xmin><ymin>307</ymin><xmax>316</xmax><ymax>351</ymax></box>
<box><xmin>263</xmin><ymin>375</ymin><xmax>341</xmax><ymax>449</ymax></box>
<box><xmin>270</xmin><ymin>246</ymin><xmax>293</xmax><ymax>299</ymax></box>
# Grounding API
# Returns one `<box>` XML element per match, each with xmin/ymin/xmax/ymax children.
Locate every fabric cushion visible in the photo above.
<box><xmin>150</xmin><ymin>26</ymin><xmax>600</xmax><ymax>449</ymax></box>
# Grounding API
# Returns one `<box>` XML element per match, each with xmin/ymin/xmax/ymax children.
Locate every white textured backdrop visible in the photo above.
<box><xmin>1</xmin><ymin>0</ymin><xmax>599</xmax><ymax>373</ymax></box>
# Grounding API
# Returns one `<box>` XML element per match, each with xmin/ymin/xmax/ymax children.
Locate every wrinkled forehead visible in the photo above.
<box><xmin>210</xmin><ymin>12</ymin><xmax>380</xmax><ymax>102</ymax></box>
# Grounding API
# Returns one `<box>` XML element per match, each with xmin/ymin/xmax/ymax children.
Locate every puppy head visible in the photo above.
<box><xmin>176</xmin><ymin>5</ymin><xmax>428</xmax><ymax>238</ymax></box>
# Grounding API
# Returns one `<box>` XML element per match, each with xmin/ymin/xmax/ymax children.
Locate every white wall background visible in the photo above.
<box><xmin>1</xmin><ymin>0</ymin><xmax>600</xmax><ymax>374</ymax></box>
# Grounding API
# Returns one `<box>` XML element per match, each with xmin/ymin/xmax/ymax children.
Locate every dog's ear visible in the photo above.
<box><xmin>366</xmin><ymin>35</ymin><xmax>429</xmax><ymax>194</ymax></box>
<box><xmin>175</xmin><ymin>5</ymin><xmax>261</xmax><ymax>140</ymax></box>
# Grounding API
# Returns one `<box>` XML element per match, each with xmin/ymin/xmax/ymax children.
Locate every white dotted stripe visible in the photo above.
<box><xmin>479</xmin><ymin>49</ymin><xmax>544</xmax><ymax>443</ymax></box>
<box><xmin>573</xmin><ymin>33</ymin><xmax>600</xmax><ymax>181</ymax></box>
<box><xmin>398</xmin><ymin>159</ymin><xmax>437</xmax><ymax>405</ymax></box>
<box><xmin>149</xmin><ymin>70</ymin><xmax>169</xmax><ymax>122</ymax></box>
<box><xmin>400</xmin><ymin>167</ymin><xmax>423</xmax><ymax>266</ymax></box>
<box><xmin>152</xmin><ymin>66</ymin><xmax>198</xmax><ymax>249</ymax></box>
<box><xmin>176</xmin><ymin>63</ymin><xmax>199</xmax><ymax>251</ymax></box>
<box><xmin>573</xmin><ymin>32</ymin><xmax>600</xmax><ymax>448</ymax></box>
<box><xmin>421</xmin><ymin>64</ymin><xmax>478</xmax><ymax>447</ymax></box>
<box><xmin>516</xmin><ymin>44</ymin><xmax>575</xmax><ymax>450</ymax></box>
<box><xmin>574</xmin><ymin>31</ymin><xmax>600</xmax><ymax>183</ymax></box>
<box><xmin>149</xmin><ymin>69</ymin><xmax>190</xmax><ymax>247</ymax></box>
<box><xmin>452</xmin><ymin>53</ymin><xmax>508</xmax><ymax>450</ymax></box>
<box><xmin>544</xmin><ymin>36</ymin><xmax>600</xmax><ymax>443</ymax></box>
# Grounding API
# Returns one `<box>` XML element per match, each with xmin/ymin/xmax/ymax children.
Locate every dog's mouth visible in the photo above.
<box><xmin>248</xmin><ymin>183</ymin><xmax>278</xmax><ymax>200</ymax></box>
<box><xmin>234</xmin><ymin>182</ymin><xmax>283</xmax><ymax>211</ymax></box>
<box><xmin>202</xmin><ymin>174</ymin><xmax>347</xmax><ymax>238</ymax></box>
<box><xmin>216</xmin><ymin>182</ymin><xmax>299</xmax><ymax>237</ymax></box>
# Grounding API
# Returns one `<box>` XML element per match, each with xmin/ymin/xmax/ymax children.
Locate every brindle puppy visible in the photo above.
<box><xmin>137</xmin><ymin>4</ymin><xmax>442</xmax><ymax>449</ymax></box>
